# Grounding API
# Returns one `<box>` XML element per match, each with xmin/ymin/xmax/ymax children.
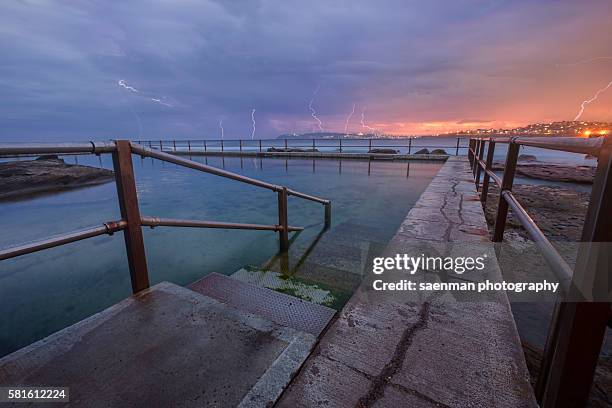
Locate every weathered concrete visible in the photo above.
<box><xmin>0</xmin><ymin>282</ymin><xmax>318</xmax><ymax>407</ymax></box>
<box><xmin>278</xmin><ymin>156</ymin><xmax>537</xmax><ymax>407</ymax></box>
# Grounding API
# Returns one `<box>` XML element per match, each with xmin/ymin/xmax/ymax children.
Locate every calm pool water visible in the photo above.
<box><xmin>0</xmin><ymin>155</ymin><xmax>442</xmax><ymax>357</ymax></box>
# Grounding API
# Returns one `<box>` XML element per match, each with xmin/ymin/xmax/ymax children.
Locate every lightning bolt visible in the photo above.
<box><xmin>308</xmin><ymin>85</ymin><xmax>323</xmax><ymax>132</ymax></box>
<box><xmin>556</xmin><ymin>56</ymin><xmax>612</xmax><ymax>68</ymax></box>
<box><xmin>219</xmin><ymin>119</ymin><xmax>225</xmax><ymax>140</ymax></box>
<box><xmin>344</xmin><ymin>103</ymin><xmax>356</xmax><ymax>137</ymax></box>
<box><xmin>117</xmin><ymin>80</ymin><xmax>143</xmax><ymax>138</ymax></box>
<box><xmin>117</xmin><ymin>79</ymin><xmax>173</xmax><ymax>108</ymax></box>
<box><xmin>251</xmin><ymin>109</ymin><xmax>256</xmax><ymax>140</ymax></box>
<box><xmin>118</xmin><ymin>79</ymin><xmax>139</xmax><ymax>93</ymax></box>
<box><xmin>574</xmin><ymin>80</ymin><xmax>612</xmax><ymax>121</ymax></box>
<box><xmin>150</xmin><ymin>98</ymin><xmax>173</xmax><ymax>107</ymax></box>
<box><xmin>360</xmin><ymin>107</ymin><xmax>376</xmax><ymax>133</ymax></box>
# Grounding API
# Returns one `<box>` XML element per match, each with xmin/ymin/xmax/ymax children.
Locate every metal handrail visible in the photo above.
<box><xmin>0</xmin><ymin>220</ymin><xmax>126</xmax><ymax>261</ymax></box>
<box><xmin>468</xmin><ymin>135</ymin><xmax>611</xmax><ymax>408</ymax></box>
<box><xmin>133</xmin><ymin>137</ymin><xmax>469</xmax><ymax>156</ymax></box>
<box><xmin>0</xmin><ymin>140</ymin><xmax>331</xmax><ymax>282</ymax></box>
<box><xmin>140</xmin><ymin>216</ymin><xmax>303</xmax><ymax>232</ymax></box>
<box><xmin>130</xmin><ymin>143</ymin><xmax>331</xmax><ymax>206</ymax></box>
<box><xmin>470</xmin><ymin>135</ymin><xmax>604</xmax><ymax>156</ymax></box>
<box><xmin>130</xmin><ymin>143</ymin><xmax>283</xmax><ymax>192</ymax></box>
<box><xmin>0</xmin><ymin>142</ymin><xmax>116</xmax><ymax>155</ymax></box>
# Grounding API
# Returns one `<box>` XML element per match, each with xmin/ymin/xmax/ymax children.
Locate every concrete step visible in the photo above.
<box><xmin>188</xmin><ymin>272</ymin><xmax>335</xmax><ymax>337</ymax></box>
<box><xmin>0</xmin><ymin>282</ymin><xmax>321</xmax><ymax>407</ymax></box>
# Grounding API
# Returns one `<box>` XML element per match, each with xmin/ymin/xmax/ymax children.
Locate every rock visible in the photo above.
<box><xmin>414</xmin><ymin>148</ymin><xmax>430</xmax><ymax>154</ymax></box>
<box><xmin>35</xmin><ymin>154</ymin><xmax>63</xmax><ymax>161</ymax></box>
<box><xmin>483</xmin><ymin>184</ymin><xmax>590</xmax><ymax>241</ymax></box>
<box><xmin>266</xmin><ymin>147</ymin><xmax>319</xmax><ymax>153</ymax></box>
<box><xmin>518</xmin><ymin>154</ymin><xmax>537</xmax><ymax>162</ymax></box>
<box><xmin>492</xmin><ymin>162</ymin><xmax>595</xmax><ymax>184</ymax></box>
<box><xmin>367</xmin><ymin>148</ymin><xmax>398</xmax><ymax>154</ymax></box>
<box><xmin>430</xmin><ymin>148</ymin><xmax>448</xmax><ymax>155</ymax></box>
<box><xmin>0</xmin><ymin>158</ymin><xmax>114</xmax><ymax>201</ymax></box>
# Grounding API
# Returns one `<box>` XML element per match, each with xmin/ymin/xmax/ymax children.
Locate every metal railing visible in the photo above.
<box><xmin>133</xmin><ymin>137</ymin><xmax>469</xmax><ymax>156</ymax></box>
<box><xmin>468</xmin><ymin>135</ymin><xmax>611</xmax><ymax>408</ymax></box>
<box><xmin>0</xmin><ymin>140</ymin><xmax>331</xmax><ymax>294</ymax></box>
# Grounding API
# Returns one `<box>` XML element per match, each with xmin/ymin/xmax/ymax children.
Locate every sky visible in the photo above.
<box><xmin>0</xmin><ymin>0</ymin><xmax>611</xmax><ymax>141</ymax></box>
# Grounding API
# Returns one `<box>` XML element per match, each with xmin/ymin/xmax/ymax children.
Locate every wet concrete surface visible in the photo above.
<box><xmin>0</xmin><ymin>282</ymin><xmax>318</xmax><ymax>407</ymax></box>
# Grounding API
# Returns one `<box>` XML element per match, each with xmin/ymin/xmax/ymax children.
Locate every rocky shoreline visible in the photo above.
<box><xmin>0</xmin><ymin>156</ymin><xmax>114</xmax><ymax>201</ymax></box>
<box><xmin>492</xmin><ymin>161</ymin><xmax>596</xmax><ymax>184</ymax></box>
<box><xmin>482</xmin><ymin>183</ymin><xmax>611</xmax><ymax>407</ymax></box>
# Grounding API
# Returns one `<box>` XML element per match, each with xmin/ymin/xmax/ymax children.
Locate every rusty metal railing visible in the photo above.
<box><xmin>468</xmin><ymin>135</ymin><xmax>611</xmax><ymax>408</ymax></box>
<box><xmin>133</xmin><ymin>137</ymin><xmax>469</xmax><ymax>156</ymax></box>
<box><xmin>0</xmin><ymin>140</ymin><xmax>331</xmax><ymax>292</ymax></box>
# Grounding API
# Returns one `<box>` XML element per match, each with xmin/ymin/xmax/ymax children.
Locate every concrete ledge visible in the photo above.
<box><xmin>278</xmin><ymin>157</ymin><xmax>537</xmax><ymax>407</ymax></box>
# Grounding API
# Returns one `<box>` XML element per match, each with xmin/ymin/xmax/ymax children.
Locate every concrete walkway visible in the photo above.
<box><xmin>278</xmin><ymin>157</ymin><xmax>537</xmax><ymax>407</ymax></box>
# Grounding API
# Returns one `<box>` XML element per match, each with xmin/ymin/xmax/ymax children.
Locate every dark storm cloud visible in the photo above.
<box><xmin>0</xmin><ymin>0</ymin><xmax>611</xmax><ymax>140</ymax></box>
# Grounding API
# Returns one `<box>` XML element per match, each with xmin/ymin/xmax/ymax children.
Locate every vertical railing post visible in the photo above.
<box><xmin>173</xmin><ymin>140</ymin><xmax>176</xmax><ymax>151</ymax></box>
<box><xmin>492</xmin><ymin>140</ymin><xmax>519</xmax><ymax>242</ymax></box>
<box><xmin>312</xmin><ymin>139</ymin><xmax>316</xmax><ymax>151</ymax></box>
<box><xmin>339</xmin><ymin>139</ymin><xmax>343</xmax><ymax>152</ymax></box>
<box><xmin>203</xmin><ymin>140</ymin><xmax>207</xmax><ymax>152</ymax></box>
<box><xmin>408</xmin><ymin>138</ymin><xmax>412</xmax><ymax>154</ymax></box>
<box><xmin>187</xmin><ymin>140</ymin><xmax>191</xmax><ymax>152</ymax></box>
<box><xmin>259</xmin><ymin>140</ymin><xmax>262</xmax><ymax>152</ymax></box>
<box><xmin>159</xmin><ymin>140</ymin><xmax>163</xmax><ymax>151</ymax></box>
<box><xmin>324</xmin><ymin>202</ymin><xmax>332</xmax><ymax>230</ymax></box>
<box><xmin>112</xmin><ymin>140</ymin><xmax>149</xmax><ymax>294</ymax></box>
<box><xmin>468</xmin><ymin>139</ymin><xmax>474</xmax><ymax>168</ymax></box>
<box><xmin>472</xmin><ymin>139</ymin><xmax>480</xmax><ymax>177</ymax></box>
<box><xmin>474</xmin><ymin>139</ymin><xmax>486</xmax><ymax>189</ymax></box>
<box><xmin>537</xmin><ymin>135</ymin><xmax>612</xmax><ymax>408</ymax></box>
<box><xmin>277</xmin><ymin>187</ymin><xmax>289</xmax><ymax>252</ymax></box>
<box><xmin>481</xmin><ymin>139</ymin><xmax>495</xmax><ymax>206</ymax></box>
<box><xmin>239</xmin><ymin>139</ymin><xmax>243</xmax><ymax>152</ymax></box>
<box><xmin>221</xmin><ymin>139</ymin><xmax>224</xmax><ymax>152</ymax></box>
<box><xmin>456</xmin><ymin>137</ymin><xmax>460</xmax><ymax>156</ymax></box>
<box><xmin>369</xmin><ymin>139</ymin><xmax>372</xmax><ymax>152</ymax></box>
<box><xmin>284</xmin><ymin>139</ymin><xmax>288</xmax><ymax>150</ymax></box>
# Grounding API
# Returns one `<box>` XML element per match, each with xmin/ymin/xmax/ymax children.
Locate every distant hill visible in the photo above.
<box><xmin>277</xmin><ymin>132</ymin><xmax>380</xmax><ymax>139</ymax></box>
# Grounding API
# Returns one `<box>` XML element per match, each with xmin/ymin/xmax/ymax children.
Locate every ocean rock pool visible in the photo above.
<box><xmin>0</xmin><ymin>155</ymin><xmax>442</xmax><ymax>356</ymax></box>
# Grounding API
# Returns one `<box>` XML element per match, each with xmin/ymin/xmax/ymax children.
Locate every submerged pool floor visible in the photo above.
<box><xmin>0</xmin><ymin>156</ymin><xmax>442</xmax><ymax>357</ymax></box>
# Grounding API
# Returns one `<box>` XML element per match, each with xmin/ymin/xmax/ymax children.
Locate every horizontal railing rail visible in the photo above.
<box><xmin>0</xmin><ymin>220</ymin><xmax>127</xmax><ymax>261</ymax></box>
<box><xmin>0</xmin><ymin>140</ymin><xmax>331</xmax><ymax>288</ymax></box>
<box><xmin>140</xmin><ymin>216</ymin><xmax>303</xmax><ymax>232</ymax></box>
<box><xmin>0</xmin><ymin>142</ymin><xmax>116</xmax><ymax>156</ymax></box>
<box><xmin>468</xmin><ymin>135</ymin><xmax>611</xmax><ymax>408</ymax></box>
<box><xmin>130</xmin><ymin>143</ymin><xmax>283</xmax><ymax>192</ymax></box>
<box><xmin>133</xmin><ymin>137</ymin><xmax>470</xmax><ymax>156</ymax></box>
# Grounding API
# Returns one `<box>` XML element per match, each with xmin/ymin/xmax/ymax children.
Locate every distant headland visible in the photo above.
<box><xmin>276</xmin><ymin>121</ymin><xmax>611</xmax><ymax>139</ymax></box>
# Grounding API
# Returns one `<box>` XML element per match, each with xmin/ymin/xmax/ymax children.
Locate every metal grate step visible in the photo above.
<box><xmin>188</xmin><ymin>272</ymin><xmax>335</xmax><ymax>337</ymax></box>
